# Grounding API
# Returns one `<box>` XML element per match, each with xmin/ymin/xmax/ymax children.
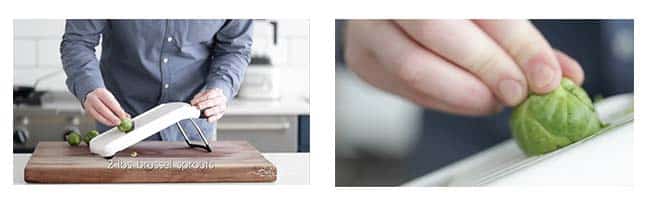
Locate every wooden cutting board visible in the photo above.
<box><xmin>24</xmin><ymin>141</ymin><xmax>277</xmax><ymax>183</ymax></box>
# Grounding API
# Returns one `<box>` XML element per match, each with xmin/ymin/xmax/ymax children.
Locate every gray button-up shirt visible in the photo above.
<box><xmin>61</xmin><ymin>19</ymin><xmax>252</xmax><ymax>141</ymax></box>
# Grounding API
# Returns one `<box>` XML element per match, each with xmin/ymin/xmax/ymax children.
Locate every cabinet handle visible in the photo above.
<box><xmin>217</xmin><ymin>122</ymin><xmax>291</xmax><ymax>131</ymax></box>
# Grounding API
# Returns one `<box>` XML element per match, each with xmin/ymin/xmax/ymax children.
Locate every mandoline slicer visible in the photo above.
<box><xmin>89</xmin><ymin>102</ymin><xmax>213</xmax><ymax>158</ymax></box>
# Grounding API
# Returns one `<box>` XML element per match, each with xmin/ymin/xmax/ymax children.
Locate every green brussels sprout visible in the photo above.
<box><xmin>118</xmin><ymin>118</ymin><xmax>134</xmax><ymax>133</ymax></box>
<box><xmin>510</xmin><ymin>78</ymin><xmax>605</xmax><ymax>156</ymax></box>
<box><xmin>66</xmin><ymin>132</ymin><xmax>81</xmax><ymax>146</ymax></box>
<box><xmin>83</xmin><ymin>130</ymin><xmax>99</xmax><ymax>144</ymax></box>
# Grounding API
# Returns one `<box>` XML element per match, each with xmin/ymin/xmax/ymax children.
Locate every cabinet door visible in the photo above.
<box><xmin>216</xmin><ymin>116</ymin><xmax>297</xmax><ymax>152</ymax></box>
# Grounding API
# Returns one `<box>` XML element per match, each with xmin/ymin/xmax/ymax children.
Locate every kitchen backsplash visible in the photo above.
<box><xmin>14</xmin><ymin>19</ymin><xmax>309</xmax><ymax>93</ymax></box>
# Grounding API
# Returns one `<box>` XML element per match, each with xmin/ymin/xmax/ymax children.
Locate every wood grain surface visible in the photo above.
<box><xmin>24</xmin><ymin>141</ymin><xmax>277</xmax><ymax>183</ymax></box>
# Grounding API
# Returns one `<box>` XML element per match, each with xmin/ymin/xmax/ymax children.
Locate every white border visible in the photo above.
<box><xmin>2</xmin><ymin>0</ymin><xmax>648</xmax><ymax>206</ymax></box>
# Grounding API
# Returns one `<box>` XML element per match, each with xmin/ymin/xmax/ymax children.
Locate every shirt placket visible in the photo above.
<box><xmin>159</xmin><ymin>20</ymin><xmax>175</xmax><ymax>104</ymax></box>
<box><xmin>158</xmin><ymin>20</ymin><xmax>176</xmax><ymax>141</ymax></box>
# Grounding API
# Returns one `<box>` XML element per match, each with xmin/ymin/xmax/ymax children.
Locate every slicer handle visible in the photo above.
<box><xmin>199</xmin><ymin>109</ymin><xmax>208</xmax><ymax>119</ymax></box>
<box><xmin>189</xmin><ymin>102</ymin><xmax>211</xmax><ymax>119</ymax></box>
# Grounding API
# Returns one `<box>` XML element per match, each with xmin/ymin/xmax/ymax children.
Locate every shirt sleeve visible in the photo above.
<box><xmin>204</xmin><ymin>19</ymin><xmax>253</xmax><ymax>100</ymax></box>
<box><xmin>60</xmin><ymin>19</ymin><xmax>107</xmax><ymax>104</ymax></box>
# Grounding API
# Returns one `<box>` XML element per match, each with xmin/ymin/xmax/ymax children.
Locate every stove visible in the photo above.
<box><xmin>14</xmin><ymin>90</ymin><xmax>96</xmax><ymax>153</ymax></box>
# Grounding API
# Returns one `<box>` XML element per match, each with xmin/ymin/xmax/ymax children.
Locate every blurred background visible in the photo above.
<box><xmin>14</xmin><ymin>19</ymin><xmax>310</xmax><ymax>154</ymax></box>
<box><xmin>335</xmin><ymin>20</ymin><xmax>634</xmax><ymax>186</ymax></box>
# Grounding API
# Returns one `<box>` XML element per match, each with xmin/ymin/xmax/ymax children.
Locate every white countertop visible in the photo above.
<box><xmin>227</xmin><ymin>96</ymin><xmax>309</xmax><ymax>116</ymax></box>
<box><xmin>13</xmin><ymin>153</ymin><xmax>309</xmax><ymax>185</ymax></box>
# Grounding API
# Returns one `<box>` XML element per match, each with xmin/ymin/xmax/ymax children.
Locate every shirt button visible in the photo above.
<box><xmin>167</xmin><ymin>37</ymin><xmax>173</xmax><ymax>42</ymax></box>
<box><xmin>163</xmin><ymin>58</ymin><xmax>168</xmax><ymax>63</ymax></box>
<box><xmin>164</xmin><ymin>84</ymin><xmax>169</xmax><ymax>89</ymax></box>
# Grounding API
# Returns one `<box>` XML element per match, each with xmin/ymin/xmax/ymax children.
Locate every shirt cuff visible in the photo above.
<box><xmin>74</xmin><ymin>75</ymin><xmax>106</xmax><ymax>104</ymax></box>
<box><xmin>204</xmin><ymin>75</ymin><xmax>234</xmax><ymax>100</ymax></box>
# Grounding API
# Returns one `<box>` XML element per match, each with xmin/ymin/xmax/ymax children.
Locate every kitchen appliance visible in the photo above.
<box><xmin>25</xmin><ymin>141</ymin><xmax>277</xmax><ymax>183</ymax></box>
<box><xmin>238</xmin><ymin>20</ymin><xmax>281</xmax><ymax>100</ymax></box>
<box><xmin>249</xmin><ymin>20</ymin><xmax>277</xmax><ymax>65</ymax></box>
<box><xmin>90</xmin><ymin>102</ymin><xmax>212</xmax><ymax>158</ymax></box>
<box><xmin>404</xmin><ymin>93</ymin><xmax>634</xmax><ymax>186</ymax></box>
<box><xmin>238</xmin><ymin>65</ymin><xmax>281</xmax><ymax>100</ymax></box>
<box><xmin>14</xmin><ymin>72</ymin><xmax>95</xmax><ymax>153</ymax></box>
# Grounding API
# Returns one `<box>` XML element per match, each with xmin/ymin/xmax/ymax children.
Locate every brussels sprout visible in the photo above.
<box><xmin>66</xmin><ymin>132</ymin><xmax>81</xmax><ymax>146</ymax></box>
<box><xmin>83</xmin><ymin>130</ymin><xmax>99</xmax><ymax>144</ymax></box>
<box><xmin>510</xmin><ymin>78</ymin><xmax>605</xmax><ymax>156</ymax></box>
<box><xmin>118</xmin><ymin>118</ymin><xmax>134</xmax><ymax>133</ymax></box>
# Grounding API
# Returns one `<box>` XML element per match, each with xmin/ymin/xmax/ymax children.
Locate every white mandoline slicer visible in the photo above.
<box><xmin>89</xmin><ymin>102</ymin><xmax>213</xmax><ymax>158</ymax></box>
<box><xmin>404</xmin><ymin>93</ymin><xmax>634</xmax><ymax>186</ymax></box>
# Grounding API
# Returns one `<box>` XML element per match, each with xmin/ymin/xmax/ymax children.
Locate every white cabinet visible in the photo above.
<box><xmin>217</xmin><ymin>115</ymin><xmax>299</xmax><ymax>152</ymax></box>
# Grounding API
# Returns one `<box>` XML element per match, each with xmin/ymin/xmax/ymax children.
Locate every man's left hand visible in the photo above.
<box><xmin>190</xmin><ymin>88</ymin><xmax>228</xmax><ymax>122</ymax></box>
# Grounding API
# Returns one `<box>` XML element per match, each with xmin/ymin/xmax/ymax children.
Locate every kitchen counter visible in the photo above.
<box><xmin>13</xmin><ymin>153</ymin><xmax>309</xmax><ymax>185</ymax></box>
<box><xmin>227</xmin><ymin>96</ymin><xmax>309</xmax><ymax>116</ymax></box>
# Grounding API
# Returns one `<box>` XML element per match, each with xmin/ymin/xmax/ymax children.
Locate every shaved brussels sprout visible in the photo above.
<box><xmin>510</xmin><ymin>78</ymin><xmax>605</xmax><ymax>156</ymax></box>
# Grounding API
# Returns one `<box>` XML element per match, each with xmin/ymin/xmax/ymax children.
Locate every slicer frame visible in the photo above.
<box><xmin>176</xmin><ymin>119</ymin><xmax>213</xmax><ymax>152</ymax></box>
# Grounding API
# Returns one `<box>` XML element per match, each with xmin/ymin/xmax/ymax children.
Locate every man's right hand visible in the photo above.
<box><xmin>344</xmin><ymin>20</ymin><xmax>584</xmax><ymax>116</ymax></box>
<box><xmin>84</xmin><ymin>88</ymin><xmax>129</xmax><ymax>126</ymax></box>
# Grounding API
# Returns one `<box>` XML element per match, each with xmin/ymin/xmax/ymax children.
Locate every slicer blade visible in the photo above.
<box><xmin>89</xmin><ymin>102</ymin><xmax>201</xmax><ymax>157</ymax></box>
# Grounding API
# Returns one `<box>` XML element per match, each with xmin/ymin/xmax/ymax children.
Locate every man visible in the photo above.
<box><xmin>61</xmin><ymin>19</ymin><xmax>253</xmax><ymax>140</ymax></box>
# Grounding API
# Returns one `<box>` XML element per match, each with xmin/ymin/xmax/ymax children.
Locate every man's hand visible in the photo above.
<box><xmin>190</xmin><ymin>88</ymin><xmax>228</xmax><ymax>123</ymax></box>
<box><xmin>84</xmin><ymin>88</ymin><xmax>129</xmax><ymax>126</ymax></box>
<box><xmin>344</xmin><ymin>20</ymin><xmax>584</xmax><ymax>116</ymax></box>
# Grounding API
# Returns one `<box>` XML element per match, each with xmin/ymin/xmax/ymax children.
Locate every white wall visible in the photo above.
<box><xmin>14</xmin><ymin>19</ymin><xmax>66</xmax><ymax>88</ymax></box>
<box><xmin>13</xmin><ymin>19</ymin><xmax>309</xmax><ymax>94</ymax></box>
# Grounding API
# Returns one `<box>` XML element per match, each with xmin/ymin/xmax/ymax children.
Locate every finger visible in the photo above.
<box><xmin>191</xmin><ymin>89</ymin><xmax>221</xmax><ymax>105</ymax></box>
<box><xmin>190</xmin><ymin>92</ymin><xmax>208</xmax><ymax>105</ymax></box>
<box><xmin>203</xmin><ymin>106</ymin><xmax>224</xmax><ymax>117</ymax></box>
<box><xmin>97</xmin><ymin>91</ymin><xmax>128</xmax><ymax>119</ymax></box>
<box><xmin>346</xmin><ymin>20</ymin><xmax>501</xmax><ymax>115</ymax></box>
<box><xmin>91</xmin><ymin>100</ymin><xmax>121</xmax><ymax>125</ymax></box>
<box><xmin>474</xmin><ymin>20</ymin><xmax>562</xmax><ymax>94</ymax></box>
<box><xmin>203</xmin><ymin>107</ymin><xmax>216</xmax><ymax>117</ymax></box>
<box><xmin>196</xmin><ymin>99</ymin><xmax>217</xmax><ymax>110</ymax></box>
<box><xmin>554</xmin><ymin>50</ymin><xmax>584</xmax><ymax>85</ymax></box>
<box><xmin>351</xmin><ymin>49</ymin><xmax>503</xmax><ymax>115</ymax></box>
<box><xmin>197</xmin><ymin>96</ymin><xmax>227</xmax><ymax>110</ymax></box>
<box><xmin>395</xmin><ymin>20</ymin><xmax>527</xmax><ymax>106</ymax></box>
<box><xmin>86</xmin><ymin>106</ymin><xmax>112</xmax><ymax>126</ymax></box>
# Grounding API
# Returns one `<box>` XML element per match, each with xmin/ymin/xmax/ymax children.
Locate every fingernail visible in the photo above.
<box><xmin>530</xmin><ymin>63</ymin><xmax>555</xmax><ymax>90</ymax></box>
<box><xmin>498</xmin><ymin>79</ymin><xmax>524</xmax><ymax>105</ymax></box>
